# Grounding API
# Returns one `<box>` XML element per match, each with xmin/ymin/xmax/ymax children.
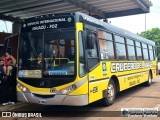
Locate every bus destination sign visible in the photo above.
<box><xmin>21</xmin><ymin>16</ymin><xmax>75</xmax><ymax>32</ymax></box>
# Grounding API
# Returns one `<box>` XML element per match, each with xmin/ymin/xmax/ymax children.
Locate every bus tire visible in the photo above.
<box><xmin>144</xmin><ymin>72</ymin><xmax>152</xmax><ymax>86</ymax></box>
<box><xmin>101</xmin><ymin>79</ymin><xmax>116</xmax><ymax>106</ymax></box>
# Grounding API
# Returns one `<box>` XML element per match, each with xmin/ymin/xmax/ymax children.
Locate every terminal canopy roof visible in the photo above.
<box><xmin>0</xmin><ymin>0</ymin><xmax>152</xmax><ymax>22</ymax></box>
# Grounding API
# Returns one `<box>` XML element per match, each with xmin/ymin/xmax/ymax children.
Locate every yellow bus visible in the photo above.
<box><xmin>17</xmin><ymin>12</ymin><xmax>157</xmax><ymax>106</ymax></box>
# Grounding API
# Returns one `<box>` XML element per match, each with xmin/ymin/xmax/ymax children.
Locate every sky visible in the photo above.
<box><xmin>0</xmin><ymin>0</ymin><xmax>160</xmax><ymax>34</ymax></box>
<box><xmin>108</xmin><ymin>0</ymin><xmax>160</xmax><ymax>33</ymax></box>
<box><xmin>0</xmin><ymin>20</ymin><xmax>12</xmax><ymax>33</ymax></box>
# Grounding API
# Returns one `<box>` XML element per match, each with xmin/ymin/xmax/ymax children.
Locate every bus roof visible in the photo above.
<box><xmin>21</xmin><ymin>12</ymin><xmax>155</xmax><ymax>46</ymax></box>
<box><xmin>76</xmin><ymin>12</ymin><xmax>155</xmax><ymax>46</ymax></box>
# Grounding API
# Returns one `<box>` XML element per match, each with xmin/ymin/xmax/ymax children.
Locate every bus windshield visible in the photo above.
<box><xmin>18</xmin><ymin>30</ymin><xmax>75</xmax><ymax>77</ymax></box>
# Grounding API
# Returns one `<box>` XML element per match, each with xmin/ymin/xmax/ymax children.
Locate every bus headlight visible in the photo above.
<box><xmin>17</xmin><ymin>82</ymin><xmax>29</xmax><ymax>92</ymax></box>
<box><xmin>72</xmin><ymin>84</ymin><xmax>77</xmax><ymax>90</ymax></box>
<box><xmin>62</xmin><ymin>84</ymin><xmax>77</xmax><ymax>94</ymax></box>
<box><xmin>62</xmin><ymin>89</ymin><xmax>68</xmax><ymax>94</ymax></box>
<box><xmin>20</xmin><ymin>86</ymin><xmax>23</xmax><ymax>90</ymax></box>
<box><xmin>22</xmin><ymin>87</ymin><xmax>27</xmax><ymax>92</ymax></box>
<box><xmin>18</xmin><ymin>83</ymin><xmax>23</xmax><ymax>90</ymax></box>
<box><xmin>17</xmin><ymin>83</ymin><xmax>22</xmax><ymax>88</ymax></box>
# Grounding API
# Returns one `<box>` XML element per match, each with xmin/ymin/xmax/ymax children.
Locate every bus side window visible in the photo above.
<box><xmin>126</xmin><ymin>39</ymin><xmax>136</xmax><ymax>60</ymax></box>
<box><xmin>142</xmin><ymin>43</ymin><xmax>149</xmax><ymax>60</ymax></box>
<box><xmin>115</xmin><ymin>35</ymin><xmax>127</xmax><ymax>60</ymax></box>
<box><xmin>153</xmin><ymin>47</ymin><xmax>156</xmax><ymax>60</ymax></box>
<box><xmin>149</xmin><ymin>45</ymin><xmax>154</xmax><ymax>60</ymax></box>
<box><xmin>87</xmin><ymin>32</ymin><xmax>98</xmax><ymax>58</ymax></box>
<box><xmin>98</xmin><ymin>30</ymin><xmax>115</xmax><ymax>60</ymax></box>
<box><xmin>135</xmin><ymin>41</ymin><xmax>143</xmax><ymax>60</ymax></box>
<box><xmin>86</xmin><ymin>31</ymin><xmax>99</xmax><ymax>70</ymax></box>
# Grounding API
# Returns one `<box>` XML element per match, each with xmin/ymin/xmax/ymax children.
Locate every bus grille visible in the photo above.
<box><xmin>33</xmin><ymin>93</ymin><xmax>55</xmax><ymax>99</ymax></box>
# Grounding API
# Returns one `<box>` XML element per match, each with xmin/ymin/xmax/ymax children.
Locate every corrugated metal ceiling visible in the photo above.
<box><xmin>0</xmin><ymin>0</ymin><xmax>152</xmax><ymax>22</ymax></box>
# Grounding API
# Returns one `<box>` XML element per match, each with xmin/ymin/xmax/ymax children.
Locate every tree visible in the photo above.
<box><xmin>138</xmin><ymin>28</ymin><xmax>160</xmax><ymax>60</ymax></box>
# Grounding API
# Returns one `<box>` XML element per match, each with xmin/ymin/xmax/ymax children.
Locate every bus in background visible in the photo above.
<box><xmin>17</xmin><ymin>12</ymin><xmax>157</xmax><ymax>106</ymax></box>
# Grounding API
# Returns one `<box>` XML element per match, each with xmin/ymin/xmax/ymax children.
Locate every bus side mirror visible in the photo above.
<box><xmin>87</xmin><ymin>35</ymin><xmax>94</xmax><ymax>49</ymax></box>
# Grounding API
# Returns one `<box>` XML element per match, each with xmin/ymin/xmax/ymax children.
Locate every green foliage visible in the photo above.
<box><xmin>138</xmin><ymin>28</ymin><xmax>160</xmax><ymax>60</ymax></box>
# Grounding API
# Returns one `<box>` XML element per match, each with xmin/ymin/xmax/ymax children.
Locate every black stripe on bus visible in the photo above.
<box><xmin>89</xmin><ymin>78</ymin><xmax>109</xmax><ymax>83</ymax></box>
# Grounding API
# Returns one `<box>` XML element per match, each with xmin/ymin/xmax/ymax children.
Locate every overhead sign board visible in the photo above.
<box><xmin>21</xmin><ymin>16</ymin><xmax>75</xmax><ymax>33</ymax></box>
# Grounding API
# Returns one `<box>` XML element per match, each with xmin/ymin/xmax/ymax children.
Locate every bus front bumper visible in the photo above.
<box><xmin>17</xmin><ymin>92</ymin><xmax>88</xmax><ymax>106</ymax></box>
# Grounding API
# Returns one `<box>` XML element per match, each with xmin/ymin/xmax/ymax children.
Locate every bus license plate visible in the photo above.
<box><xmin>39</xmin><ymin>100</ymin><xmax>47</xmax><ymax>104</ymax></box>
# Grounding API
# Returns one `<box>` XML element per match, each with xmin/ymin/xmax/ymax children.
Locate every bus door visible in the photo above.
<box><xmin>86</xmin><ymin>31</ymin><xmax>102</xmax><ymax>102</ymax></box>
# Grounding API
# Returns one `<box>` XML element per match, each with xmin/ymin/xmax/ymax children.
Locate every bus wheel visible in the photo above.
<box><xmin>101</xmin><ymin>79</ymin><xmax>116</xmax><ymax>106</ymax></box>
<box><xmin>144</xmin><ymin>72</ymin><xmax>152</xmax><ymax>86</ymax></box>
